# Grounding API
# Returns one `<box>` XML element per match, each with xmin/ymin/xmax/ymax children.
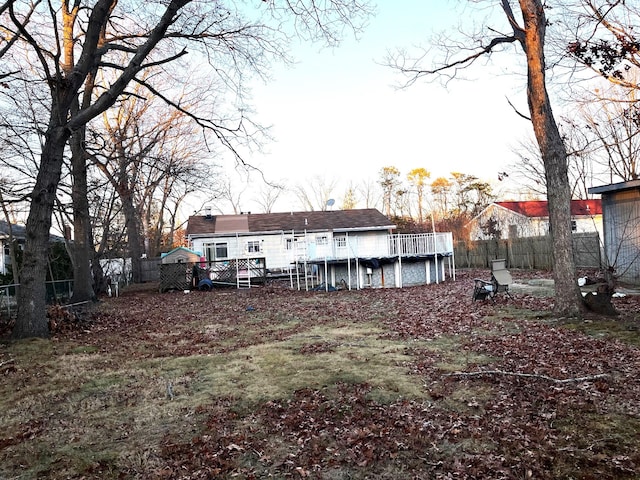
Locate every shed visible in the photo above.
<box><xmin>588</xmin><ymin>180</ymin><xmax>640</xmax><ymax>285</ymax></box>
<box><xmin>160</xmin><ymin>247</ymin><xmax>201</xmax><ymax>264</ymax></box>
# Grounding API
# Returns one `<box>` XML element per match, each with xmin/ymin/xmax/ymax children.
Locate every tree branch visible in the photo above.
<box><xmin>444</xmin><ymin>370</ymin><xmax>610</xmax><ymax>384</ymax></box>
<box><xmin>0</xmin><ymin>2</ymin><xmax>32</xmax><ymax>60</ymax></box>
<box><xmin>69</xmin><ymin>0</ymin><xmax>191</xmax><ymax>129</ymax></box>
<box><xmin>132</xmin><ymin>76</ymin><xmax>247</xmax><ymax>159</ymax></box>
<box><xmin>0</xmin><ymin>358</ymin><xmax>16</xmax><ymax>369</ymax></box>
<box><xmin>506</xmin><ymin>96</ymin><xmax>531</xmax><ymax>121</ymax></box>
<box><xmin>394</xmin><ymin>35</ymin><xmax>520</xmax><ymax>87</ymax></box>
<box><xmin>99</xmin><ymin>48</ymin><xmax>188</xmax><ymax>72</ymax></box>
<box><xmin>7</xmin><ymin>0</ymin><xmax>54</xmax><ymax>81</ymax></box>
<box><xmin>499</xmin><ymin>0</ymin><xmax>526</xmax><ymax>46</ymax></box>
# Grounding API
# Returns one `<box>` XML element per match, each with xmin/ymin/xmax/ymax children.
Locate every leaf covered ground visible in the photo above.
<box><xmin>1</xmin><ymin>269</ymin><xmax>640</xmax><ymax>479</ymax></box>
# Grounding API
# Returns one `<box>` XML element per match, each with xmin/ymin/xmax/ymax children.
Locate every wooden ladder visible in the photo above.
<box><xmin>236</xmin><ymin>260</ymin><xmax>251</xmax><ymax>289</ymax></box>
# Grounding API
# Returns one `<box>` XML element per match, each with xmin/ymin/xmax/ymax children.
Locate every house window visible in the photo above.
<box><xmin>205</xmin><ymin>242</ymin><xmax>228</xmax><ymax>261</ymax></box>
<box><xmin>286</xmin><ymin>236</ymin><xmax>308</xmax><ymax>252</ymax></box>
<box><xmin>316</xmin><ymin>235</ymin><xmax>328</xmax><ymax>245</ymax></box>
<box><xmin>335</xmin><ymin>236</ymin><xmax>347</xmax><ymax>248</ymax></box>
<box><xmin>215</xmin><ymin>243</ymin><xmax>228</xmax><ymax>258</ymax></box>
<box><xmin>571</xmin><ymin>220</ymin><xmax>577</xmax><ymax>232</ymax></box>
<box><xmin>247</xmin><ymin>240</ymin><xmax>260</xmax><ymax>253</ymax></box>
<box><xmin>3</xmin><ymin>244</ymin><xmax>9</xmax><ymax>256</ymax></box>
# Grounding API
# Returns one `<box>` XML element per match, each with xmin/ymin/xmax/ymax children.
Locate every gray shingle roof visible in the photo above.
<box><xmin>187</xmin><ymin>209</ymin><xmax>395</xmax><ymax>236</ymax></box>
<box><xmin>589</xmin><ymin>179</ymin><xmax>640</xmax><ymax>195</ymax></box>
<box><xmin>0</xmin><ymin>220</ymin><xmax>26</xmax><ymax>239</ymax></box>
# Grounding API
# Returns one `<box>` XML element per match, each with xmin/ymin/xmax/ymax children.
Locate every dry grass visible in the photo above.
<box><xmin>1</xmin><ymin>271</ymin><xmax>639</xmax><ymax>479</ymax></box>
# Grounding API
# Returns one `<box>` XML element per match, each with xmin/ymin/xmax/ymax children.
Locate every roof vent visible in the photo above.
<box><xmin>205</xmin><ymin>206</ymin><xmax>212</xmax><ymax>220</ymax></box>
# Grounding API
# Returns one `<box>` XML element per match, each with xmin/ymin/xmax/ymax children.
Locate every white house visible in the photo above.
<box><xmin>0</xmin><ymin>221</ymin><xmax>25</xmax><ymax>277</ymax></box>
<box><xmin>185</xmin><ymin>209</ymin><xmax>455</xmax><ymax>290</ymax></box>
<box><xmin>468</xmin><ymin>200</ymin><xmax>603</xmax><ymax>240</ymax></box>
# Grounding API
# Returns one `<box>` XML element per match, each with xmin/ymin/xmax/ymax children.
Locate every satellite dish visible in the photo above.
<box><xmin>326</xmin><ymin>198</ymin><xmax>335</xmax><ymax>207</ymax></box>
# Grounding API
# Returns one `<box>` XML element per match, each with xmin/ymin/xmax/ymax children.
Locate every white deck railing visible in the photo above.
<box><xmin>294</xmin><ymin>232</ymin><xmax>453</xmax><ymax>263</ymax></box>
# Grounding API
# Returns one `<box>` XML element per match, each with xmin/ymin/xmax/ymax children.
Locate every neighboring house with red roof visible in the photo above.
<box><xmin>467</xmin><ymin>200</ymin><xmax>603</xmax><ymax>240</ymax></box>
<box><xmin>185</xmin><ymin>208</ymin><xmax>455</xmax><ymax>289</ymax></box>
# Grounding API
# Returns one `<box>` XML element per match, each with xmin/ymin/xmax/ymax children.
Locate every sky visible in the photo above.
<box><xmin>208</xmin><ymin>1</ymin><xmax>538</xmax><ymax>214</ymax></box>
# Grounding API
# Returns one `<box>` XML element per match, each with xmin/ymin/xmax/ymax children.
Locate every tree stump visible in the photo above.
<box><xmin>583</xmin><ymin>284</ymin><xmax>618</xmax><ymax>316</ymax></box>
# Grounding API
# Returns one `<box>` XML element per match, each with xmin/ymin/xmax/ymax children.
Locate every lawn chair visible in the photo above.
<box><xmin>490</xmin><ymin>258</ymin><xmax>513</xmax><ymax>299</ymax></box>
<box><xmin>472</xmin><ymin>259</ymin><xmax>513</xmax><ymax>301</ymax></box>
<box><xmin>472</xmin><ymin>278</ymin><xmax>494</xmax><ymax>301</ymax></box>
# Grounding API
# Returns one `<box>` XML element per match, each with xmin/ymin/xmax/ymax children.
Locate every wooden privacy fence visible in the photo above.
<box><xmin>455</xmin><ymin>232</ymin><xmax>602</xmax><ymax>270</ymax></box>
<box><xmin>140</xmin><ymin>257</ymin><xmax>161</xmax><ymax>282</ymax></box>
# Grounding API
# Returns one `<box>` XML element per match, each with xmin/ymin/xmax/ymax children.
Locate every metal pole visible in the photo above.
<box><xmin>397</xmin><ymin>233</ymin><xmax>402</xmax><ymax>288</ymax></box>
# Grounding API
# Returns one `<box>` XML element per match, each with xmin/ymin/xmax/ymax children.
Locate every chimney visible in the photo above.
<box><xmin>205</xmin><ymin>206</ymin><xmax>212</xmax><ymax>219</ymax></box>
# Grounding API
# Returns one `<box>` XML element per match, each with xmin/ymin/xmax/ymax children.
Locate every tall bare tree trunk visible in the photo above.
<box><xmin>120</xmin><ymin>190</ymin><xmax>143</xmax><ymax>283</ymax></box>
<box><xmin>69</xmin><ymin>126</ymin><xmax>97</xmax><ymax>304</ymax></box>
<box><xmin>13</xmin><ymin>127</ymin><xmax>69</xmax><ymax>339</ymax></box>
<box><xmin>519</xmin><ymin>0</ymin><xmax>583</xmax><ymax>316</ymax></box>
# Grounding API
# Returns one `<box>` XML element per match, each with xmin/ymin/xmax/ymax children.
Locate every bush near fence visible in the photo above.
<box><xmin>454</xmin><ymin>232</ymin><xmax>602</xmax><ymax>270</ymax></box>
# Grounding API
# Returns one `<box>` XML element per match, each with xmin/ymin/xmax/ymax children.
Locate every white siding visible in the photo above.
<box><xmin>0</xmin><ymin>240</ymin><xmax>7</xmax><ymax>275</ymax></box>
<box><xmin>191</xmin><ymin>231</ymin><xmax>454</xmax><ymax>274</ymax></box>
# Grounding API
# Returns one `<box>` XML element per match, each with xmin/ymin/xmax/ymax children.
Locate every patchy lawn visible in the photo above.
<box><xmin>1</xmin><ymin>269</ymin><xmax>639</xmax><ymax>479</ymax></box>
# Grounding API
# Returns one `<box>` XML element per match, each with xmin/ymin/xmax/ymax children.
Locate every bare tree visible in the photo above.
<box><xmin>149</xmin><ymin>160</ymin><xmax>217</xmax><ymax>256</ymax></box>
<box><xmin>389</xmin><ymin>0</ymin><xmax>584</xmax><ymax>316</ymax></box>
<box><xmin>378</xmin><ymin>166</ymin><xmax>400</xmax><ymax>217</ymax></box>
<box><xmin>392</xmin><ymin>187</ymin><xmax>408</xmax><ymax>218</ymax></box>
<box><xmin>3</xmin><ymin>0</ymin><xmax>373</xmax><ymax>338</ymax></box>
<box><xmin>4</xmin><ymin>0</ymin><xmax>198</xmax><ymax>338</ymax></box>
<box><xmin>0</xmin><ymin>77</ymin><xmax>47</xmax><ymax>206</ymax></box>
<box><xmin>579</xmin><ymin>86</ymin><xmax>640</xmax><ymax>182</ymax></box>
<box><xmin>509</xmin><ymin>137</ymin><xmax>548</xmax><ymax>198</ymax></box>
<box><xmin>509</xmin><ymin>118</ymin><xmax>600</xmax><ymax>200</ymax></box>
<box><xmin>430</xmin><ymin>176</ymin><xmax>452</xmax><ymax>220</ymax></box>
<box><xmin>357</xmin><ymin>178</ymin><xmax>380</xmax><ymax>209</ymax></box>
<box><xmin>341</xmin><ymin>183</ymin><xmax>358</xmax><ymax>210</ymax></box>
<box><xmin>293</xmin><ymin>176</ymin><xmax>338</xmax><ymax>211</ymax></box>
<box><xmin>216</xmin><ymin>173</ymin><xmax>248</xmax><ymax>215</ymax></box>
<box><xmin>253</xmin><ymin>181</ymin><xmax>285</xmax><ymax>213</ymax></box>
<box><xmin>407</xmin><ymin>167</ymin><xmax>430</xmax><ymax>224</ymax></box>
<box><xmin>0</xmin><ymin>0</ymin><xmax>39</xmax><ymax>78</ymax></box>
<box><xmin>91</xmin><ymin>89</ymin><xmax>224</xmax><ymax>277</ymax></box>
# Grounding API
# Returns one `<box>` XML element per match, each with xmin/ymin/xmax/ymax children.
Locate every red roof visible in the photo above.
<box><xmin>495</xmin><ymin>200</ymin><xmax>602</xmax><ymax>217</ymax></box>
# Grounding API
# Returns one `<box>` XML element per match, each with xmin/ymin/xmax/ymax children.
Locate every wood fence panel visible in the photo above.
<box><xmin>572</xmin><ymin>232</ymin><xmax>602</xmax><ymax>268</ymax></box>
<box><xmin>140</xmin><ymin>257</ymin><xmax>161</xmax><ymax>282</ymax></box>
<box><xmin>455</xmin><ymin>233</ymin><xmax>601</xmax><ymax>270</ymax></box>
